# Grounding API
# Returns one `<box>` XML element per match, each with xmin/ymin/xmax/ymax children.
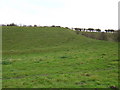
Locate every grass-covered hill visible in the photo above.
<box><xmin>3</xmin><ymin>26</ymin><xmax>91</xmax><ymax>53</ymax></box>
<box><xmin>2</xmin><ymin>26</ymin><xmax>118</xmax><ymax>88</ymax></box>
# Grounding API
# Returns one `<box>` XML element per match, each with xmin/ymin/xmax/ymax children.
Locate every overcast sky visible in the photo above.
<box><xmin>0</xmin><ymin>0</ymin><xmax>119</xmax><ymax>30</ymax></box>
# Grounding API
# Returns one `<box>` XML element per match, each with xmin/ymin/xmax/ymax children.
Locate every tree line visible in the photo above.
<box><xmin>74</xmin><ymin>28</ymin><xmax>116</xmax><ymax>33</ymax></box>
<box><xmin>1</xmin><ymin>23</ymin><xmax>63</xmax><ymax>28</ymax></box>
<box><xmin>1</xmin><ymin>23</ymin><xmax>118</xmax><ymax>33</ymax></box>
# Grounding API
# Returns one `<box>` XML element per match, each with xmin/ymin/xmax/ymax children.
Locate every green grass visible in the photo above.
<box><xmin>2</xmin><ymin>26</ymin><xmax>118</xmax><ymax>88</ymax></box>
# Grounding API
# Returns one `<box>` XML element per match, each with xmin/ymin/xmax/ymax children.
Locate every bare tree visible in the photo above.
<box><xmin>105</xmin><ymin>30</ymin><xmax>108</xmax><ymax>33</ymax></box>
<box><xmin>96</xmin><ymin>29</ymin><xmax>101</xmax><ymax>32</ymax></box>
<box><xmin>34</xmin><ymin>25</ymin><xmax>37</xmax><ymax>27</ymax></box>
<box><xmin>88</xmin><ymin>28</ymin><xmax>94</xmax><ymax>32</ymax></box>
<box><xmin>108</xmin><ymin>29</ymin><xmax>114</xmax><ymax>33</ymax></box>
<box><xmin>74</xmin><ymin>28</ymin><xmax>82</xmax><ymax>31</ymax></box>
<box><xmin>51</xmin><ymin>25</ymin><xmax>55</xmax><ymax>27</ymax></box>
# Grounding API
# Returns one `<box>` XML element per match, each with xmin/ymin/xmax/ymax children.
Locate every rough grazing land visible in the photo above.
<box><xmin>2</xmin><ymin>26</ymin><xmax>118</xmax><ymax>88</ymax></box>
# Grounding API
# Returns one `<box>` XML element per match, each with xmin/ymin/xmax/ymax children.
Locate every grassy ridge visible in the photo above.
<box><xmin>3</xmin><ymin>27</ymin><xmax>88</xmax><ymax>51</ymax></box>
<box><xmin>2</xmin><ymin>26</ymin><xmax>118</xmax><ymax>88</ymax></box>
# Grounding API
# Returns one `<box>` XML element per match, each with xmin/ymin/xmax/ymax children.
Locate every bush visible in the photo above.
<box><xmin>2</xmin><ymin>61</ymin><xmax>12</xmax><ymax>65</ymax></box>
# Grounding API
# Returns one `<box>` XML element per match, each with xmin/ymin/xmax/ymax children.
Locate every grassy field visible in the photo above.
<box><xmin>2</xmin><ymin>26</ymin><xmax>118</xmax><ymax>88</ymax></box>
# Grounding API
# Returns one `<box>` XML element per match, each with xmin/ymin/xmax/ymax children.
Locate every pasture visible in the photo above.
<box><xmin>2</xmin><ymin>26</ymin><xmax>118</xmax><ymax>88</ymax></box>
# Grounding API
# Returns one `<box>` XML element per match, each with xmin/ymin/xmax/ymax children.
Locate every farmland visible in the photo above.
<box><xmin>2</xmin><ymin>26</ymin><xmax>118</xmax><ymax>88</ymax></box>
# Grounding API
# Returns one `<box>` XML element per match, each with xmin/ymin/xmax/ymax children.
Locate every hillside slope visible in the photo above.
<box><xmin>3</xmin><ymin>26</ymin><xmax>101</xmax><ymax>54</ymax></box>
<box><xmin>2</xmin><ymin>26</ymin><xmax>118</xmax><ymax>88</ymax></box>
<box><xmin>2</xmin><ymin>26</ymin><xmax>89</xmax><ymax>52</ymax></box>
